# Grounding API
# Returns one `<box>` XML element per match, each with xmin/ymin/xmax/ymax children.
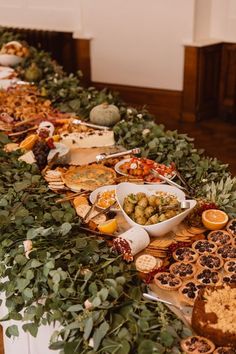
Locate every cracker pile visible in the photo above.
<box><xmin>44</xmin><ymin>169</ymin><xmax>66</xmax><ymax>192</ymax></box>
<box><xmin>145</xmin><ymin>223</ymin><xmax>206</xmax><ymax>258</ymax></box>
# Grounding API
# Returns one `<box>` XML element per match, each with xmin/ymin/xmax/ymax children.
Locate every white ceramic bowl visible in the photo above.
<box><xmin>116</xmin><ymin>182</ymin><xmax>196</xmax><ymax>237</ymax></box>
<box><xmin>0</xmin><ymin>54</ymin><xmax>23</xmax><ymax>67</ymax></box>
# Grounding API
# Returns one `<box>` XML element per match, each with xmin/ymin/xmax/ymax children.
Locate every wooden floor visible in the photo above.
<box><xmin>154</xmin><ymin>116</ymin><xmax>236</xmax><ymax>176</ymax></box>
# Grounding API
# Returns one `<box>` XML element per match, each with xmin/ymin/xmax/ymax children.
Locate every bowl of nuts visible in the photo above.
<box><xmin>0</xmin><ymin>41</ymin><xmax>29</xmax><ymax>66</ymax></box>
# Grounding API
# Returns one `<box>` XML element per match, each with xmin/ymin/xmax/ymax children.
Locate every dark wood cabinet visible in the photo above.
<box><xmin>182</xmin><ymin>43</ymin><xmax>222</xmax><ymax>121</ymax></box>
<box><xmin>219</xmin><ymin>43</ymin><xmax>236</xmax><ymax>121</ymax></box>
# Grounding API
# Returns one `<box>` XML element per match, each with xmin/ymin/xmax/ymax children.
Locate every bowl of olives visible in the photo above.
<box><xmin>116</xmin><ymin>182</ymin><xmax>196</xmax><ymax>237</ymax></box>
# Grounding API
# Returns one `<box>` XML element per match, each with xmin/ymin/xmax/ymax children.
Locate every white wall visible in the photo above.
<box><xmin>0</xmin><ymin>0</ymin><xmax>196</xmax><ymax>91</ymax></box>
<box><xmin>194</xmin><ymin>0</ymin><xmax>212</xmax><ymax>41</ymax></box>
<box><xmin>210</xmin><ymin>0</ymin><xmax>236</xmax><ymax>42</ymax></box>
<box><xmin>81</xmin><ymin>0</ymin><xmax>195</xmax><ymax>90</ymax></box>
<box><xmin>0</xmin><ymin>0</ymin><xmax>82</xmax><ymax>33</ymax></box>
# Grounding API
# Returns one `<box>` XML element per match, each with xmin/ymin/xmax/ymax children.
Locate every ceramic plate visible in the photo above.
<box><xmin>114</xmin><ymin>158</ymin><xmax>176</xmax><ymax>184</ymax></box>
<box><xmin>89</xmin><ymin>185</ymin><xmax>120</xmax><ymax>211</ymax></box>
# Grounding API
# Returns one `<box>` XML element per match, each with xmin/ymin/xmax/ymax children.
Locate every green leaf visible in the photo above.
<box><xmin>22</xmin><ymin>323</ymin><xmax>38</xmax><ymax>337</ymax></box>
<box><xmin>30</xmin><ymin>259</ymin><xmax>42</xmax><ymax>268</ymax></box>
<box><xmin>16</xmin><ymin>278</ymin><xmax>30</xmax><ymax>291</ymax></box>
<box><xmin>0</xmin><ymin>132</ymin><xmax>10</xmax><ymax>144</ymax></box>
<box><xmin>60</xmin><ymin>222</ymin><xmax>72</xmax><ymax>236</ymax></box>
<box><xmin>67</xmin><ymin>304</ymin><xmax>83</xmax><ymax>312</ymax></box>
<box><xmin>160</xmin><ymin>330</ymin><xmax>174</xmax><ymax>347</ymax></box>
<box><xmin>23</xmin><ymin>287</ymin><xmax>33</xmax><ymax>299</ymax></box>
<box><xmin>14</xmin><ymin>181</ymin><xmax>31</xmax><ymax>192</ymax></box>
<box><xmin>0</xmin><ymin>198</ymin><xmax>8</xmax><ymax>207</ymax></box>
<box><xmin>52</xmin><ymin>210</ymin><xmax>64</xmax><ymax>221</ymax></box>
<box><xmin>15</xmin><ymin>254</ymin><xmax>28</xmax><ymax>265</ymax></box>
<box><xmin>93</xmin><ymin>321</ymin><xmax>109</xmax><ymax>351</ymax></box>
<box><xmin>15</xmin><ymin>207</ymin><xmax>29</xmax><ymax>218</ymax></box>
<box><xmin>6</xmin><ymin>325</ymin><xmax>19</xmax><ymax>338</ymax></box>
<box><xmin>83</xmin><ymin>317</ymin><xmax>93</xmax><ymax>340</ymax></box>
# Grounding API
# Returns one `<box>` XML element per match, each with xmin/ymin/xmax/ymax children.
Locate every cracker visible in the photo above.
<box><xmin>46</xmin><ymin>170</ymin><xmax>62</xmax><ymax>177</ymax></box>
<box><xmin>186</xmin><ymin>226</ymin><xmax>207</xmax><ymax>234</ymax></box>
<box><xmin>135</xmin><ymin>254</ymin><xmax>157</xmax><ymax>273</ymax></box>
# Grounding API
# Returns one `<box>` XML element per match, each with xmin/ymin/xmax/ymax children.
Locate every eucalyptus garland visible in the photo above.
<box><xmin>0</xmin><ymin>135</ymin><xmax>191</xmax><ymax>353</ymax></box>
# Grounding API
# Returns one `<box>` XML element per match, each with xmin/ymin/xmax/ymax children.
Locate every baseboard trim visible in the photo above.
<box><xmin>92</xmin><ymin>82</ymin><xmax>182</xmax><ymax>121</ymax></box>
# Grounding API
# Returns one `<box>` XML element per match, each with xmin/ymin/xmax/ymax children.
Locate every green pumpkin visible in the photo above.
<box><xmin>24</xmin><ymin>63</ymin><xmax>42</xmax><ymax>82</ymax></box>
<box><xmin>90</xmin><ymin>103</ymin><xmax>121</xmax><ymax>127</ymax></box>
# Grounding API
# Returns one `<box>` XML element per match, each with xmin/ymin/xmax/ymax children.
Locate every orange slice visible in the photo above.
<box><xmin>98</xmin><ymin>219</ymin><xmax>118</xmax><ymax>234</ymax></box>
<box><xmin>19</xmin><ymin>134</ymin><xmax>38</xmax><ymax>150</ymax></box>
<box><xmin>202</xmin><ymin>209</ymin><xmax>229</xmax><ymax>230</ymax></box>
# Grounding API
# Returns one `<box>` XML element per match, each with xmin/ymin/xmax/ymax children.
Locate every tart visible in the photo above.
<box><xmin>195</xmin><ymin>269</ymin><xmax>221</xmax><ymax>286</ymax></box>
<box><xmin>197</xmin><ymin>254</ymin><xmax>223</xmax><ymax>270</ymax></box>
<box><xmin>62</xmin><ymin>164</ymin><xmax>116</xmax><ymax>192</ymax></box>
<box><xmin>192</xmin><ymin>285</ymin><xmax>236</xmax><ymax>348</ymax></box>
<box><xmin>213</xmin><ymin>348</ymin><xmax>236</xmax><ymax>354</ymax></box>
<box><xmin>222</xmin><ymin>274</ymin><xmax>236</xmax><ymax>285</ymax></box>
<box><xmin>226</xmin><ymin>218</ymin><xmax>236</xmax><ymax>238</ymax></box>
<box><xmin>173</xmin><ymin>247</ymin><xmax>198</xmax><ymax>263</ymax></box>
<box><xmin>180</xmin><ymin>336</ymin><xmax>215</xmax><ymax>354</ymax></box>
<box><xmin>217</xmin><ymin>245</ymin><xmax>236</xmax><ymax>260</ymax></box>
<box><xmin>179</xmin><ymin>281</ymin><xmax>203</xmax><ymax>306</ymax></box>
<box><xmin>207</xmin><ymin>230</ymin><xmax>232</xmax><ymax>247</ymax></box>
<box><xmin>154</xmin><ymin>272</ymin><xmax>182</xmax><ymax>290</ymax></box>
<box><xmin>192</xmin><ymin>240</ymin><xmax>217</xmax><ymax>255</ymax></box>
<box><xmin>169</xmin><ymin>261</ymin><xmax>196</xmax><ymax>279</ymax></box>
<box><xmin>224</xmin><ymin>260</ymin><xmax>236</xmax><ymax>274</ymax></box>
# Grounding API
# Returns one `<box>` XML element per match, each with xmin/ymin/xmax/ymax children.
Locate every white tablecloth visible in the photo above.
<box><xmin>0</xmin><ymin>294</ymin><xmax>60</xmax><ymax>354</ymax></box>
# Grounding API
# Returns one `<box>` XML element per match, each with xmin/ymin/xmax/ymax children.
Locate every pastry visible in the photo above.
<box><xmin>173</xmin><ymin>247</ymin><xmax>198</xmax><ymax>263</ymax></box>
<box><xmin>227</xmin><ymin>218</ymin><xmax>236</xmax><ymax>238</ymax></box>
<box><xmin>192</xmin><ymin>285</ymin><xmax>236</xmax><ymax>348</ymax></box>
<box><xmin>224</xmin><ymin>260</ymin><xmax>236</xmax><ymax>274</ymax></box>
<box><xmin>62</xmin><ymin>164</ymin><xmax>116</xmax><ymax>192</ymax></box>
<box><xmin>207</xmin><ymin>230</ymin><xmax>232</xmax><ymax>247</ymax></box>
<box><xmin>222</xmin><ymin>274</ymin><xmax>236</xmax><ymax>285</ymax></box>
<box><xmin>169</xmin><ymin>261</ymin><xmax>196</xmax><ymax>279</ymax></box>
<box><xmin>154</xmin><ymin>272</ymin><xmax>182</xmax><ymax>290</ymax></box>
<box><xmin>192</xmin><ymin>240</ymin><xmax>217</xmax><ymax>254</ymax></box>
<box><xmin>179</xmin><ymin>281</ymin><xmax>203</xmax><ymax>306</ymax></box>
<box><xmin>180</xmin><ymin>336</ymin><xmax>215</xmax><ymax>354</ymax></box>
<box><xmin>217</xmin><ymin>245</ymin><xmax>236</xmax><ymax>260</ymax></box>
<box><xmin>195</xmin><ymin>269</ymin><xmax>221</xmax><ymax>286</ymax></box>
<box><xmin>197</xmin><ymin>254</ymin><xmax>223</xmax><ymax>270</ymax></box>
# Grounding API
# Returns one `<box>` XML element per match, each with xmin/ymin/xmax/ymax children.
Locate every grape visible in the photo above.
<box><xmin>32</xmin><ymin>140</ymin><xmax>50</xmax><ymax>170</ymax></box>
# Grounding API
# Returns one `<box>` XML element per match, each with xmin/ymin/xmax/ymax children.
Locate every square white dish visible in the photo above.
<box><xmin>116</xmin><ymin>182</ymin><xmax>196</xmax><ymax>237</ymax></box>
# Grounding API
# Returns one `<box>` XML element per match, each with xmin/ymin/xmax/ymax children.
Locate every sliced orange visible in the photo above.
<box><xmin>202</xmin><ymin>209</ymin><xmax>228</xmax><ymax>230</ymax></box>
<box><xmin>98</xmin><ymin>219</ymin><xmax>118</xmax><ymax>234</ymax></box>
<box><xmin>19</xmin><ymin>134</ymin><xmax>38</xmax><ymax>150</ymax></box>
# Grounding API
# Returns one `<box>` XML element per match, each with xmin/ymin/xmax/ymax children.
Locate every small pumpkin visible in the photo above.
<box><xmin>24</xmin><ymin>63</ymin><xmax>42</xmax><ymax>82</ymax></box>
<box><xmin>89</xmin><ymin>103</ymin><xmax>121</xmax><ymax>127</ymax></box>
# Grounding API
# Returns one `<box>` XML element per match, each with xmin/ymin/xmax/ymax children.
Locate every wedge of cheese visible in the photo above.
<box><xmin>61</xmin><ymin>130</ymin><xmax>115</xmax><ymax>148</ymax></box>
